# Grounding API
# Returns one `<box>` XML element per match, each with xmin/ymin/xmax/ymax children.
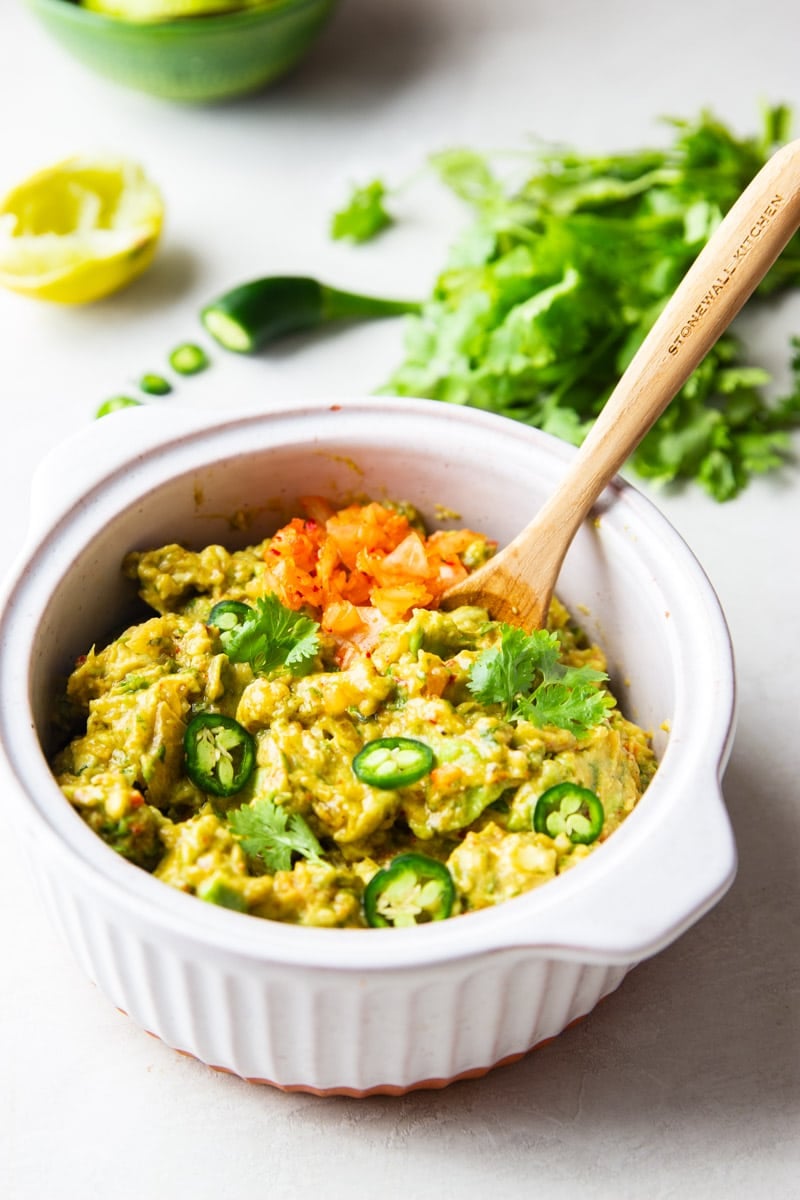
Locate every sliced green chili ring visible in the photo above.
<box><xmin>169</xmin><ymin>342</ymin><xmax>209</xmax><ymax>375</ymax></box>
<box><xmin>364</xmin><ymin>853</ymin><xmax>455</xmax><ymax>928</ymax></box>
<box><xmin>184</xmin><ymin>712</ymin><xmax>255</xmax><ymax>798</ymax></box>
<box><xmin>95</xmin><ymin>395</ymin><xmax>142</xmax><ymax>418</ymax></box>
<box><xmin>352</xmin><ymin>736</ymin><xmax>434</xmax><ymax>789</ymax></box>
<box><xmin>138</xmin><ymin>372</ymin><xmax>172</xmax><ymax>396</ymax></box>
<box><xmin>533</xmin><ymin>782</ymin><xmax>604</xmax><ymax>845</ymax></box>
<box><xmin>208</xmin><ymin>600</ymin><xmax>254</xmax><ymax>634</ymax></box>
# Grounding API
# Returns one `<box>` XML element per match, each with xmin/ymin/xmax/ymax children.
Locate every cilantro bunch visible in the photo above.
<box><xmin>334</xmin><ymin>105</ymin><xmax>800</xmax><ymax>500</ymax></box>
<box><xmin>467</xmin><ymin>625</ymin><xmax>614</xmax><ymax>738</ymax></box>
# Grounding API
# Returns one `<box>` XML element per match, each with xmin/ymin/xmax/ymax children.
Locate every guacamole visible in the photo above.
<box><xmin>51</xmin><ymin>502</ymin><xmax>656</xmax><ymax>929</ymax></box>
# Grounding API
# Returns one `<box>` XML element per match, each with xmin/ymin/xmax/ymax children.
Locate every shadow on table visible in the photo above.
<box><xmin>39</xmin><ymin>246</ymin><xmax>201</xmax><ymax>332</ymax></box>
<box><xmin>254</xmin><ymin>0</ymin><xmax>481</xmax><ymax>113</ymax></box>
<box><xmin>476</xmin><ymin>746</ymin><xmax>793</xmax><ymax>1097</ymax></box>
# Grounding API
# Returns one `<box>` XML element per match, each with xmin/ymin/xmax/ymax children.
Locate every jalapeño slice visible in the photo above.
<box><xmin>169</xmin><ymin>342</ymin><xmax>209</xmax><ymax>375</ymax></box>
<box><xmin>352</xmin><ymin>736</ymin><xmax>434</xmax><ymax>789</ymax></box>
<box><xmin>364</xmin><ymin>853</ymin><xmax>455</xmax><ymax>928</ymax></box>
<box><xmin>208</xmin><ymin>600</ymin><xmax>253</xmax><ymax>633</ymax></box>
<box><xmin>184</xmin><ymin>712</ymin><xmax>255</xmax><ymax>798</ymax></box>
<box><xmin>533</xmin><ymin>782</ymin><xmax>604</xmax><ymax>845</ymax></box>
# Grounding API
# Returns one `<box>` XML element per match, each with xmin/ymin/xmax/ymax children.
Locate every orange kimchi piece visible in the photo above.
<box><xmin>261</xmin><ymin>497</ymin><xmax>494</xmax><ymax>651</ymax></box>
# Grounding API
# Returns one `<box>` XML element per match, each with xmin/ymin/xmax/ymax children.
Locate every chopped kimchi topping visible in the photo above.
<box><xmin>261</xmin><ymin>498</ymin><xmax>494</xmax><ymax>653</ymax></box>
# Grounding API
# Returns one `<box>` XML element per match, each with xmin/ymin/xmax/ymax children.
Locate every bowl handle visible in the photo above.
<box><xmin>503</xmin><ymin>767</ymin><xmax>737</xmax><ymax>964</ymax></box>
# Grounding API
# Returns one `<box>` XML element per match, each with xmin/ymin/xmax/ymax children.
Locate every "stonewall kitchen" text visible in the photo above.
<box><xmin>667</xmin><ymin>193</ymin><xmax>785</xmax><ymax>355</ymax></box>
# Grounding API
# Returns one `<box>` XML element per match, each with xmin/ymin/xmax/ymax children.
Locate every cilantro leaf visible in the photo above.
<box><xmin>515</xmin><ymin>682</ymin><xmax>615</xmax><ymax>738</ymax></box>
<box><xmin>468</xmin><ymin>624</ymin><xmax>612</xmax><ymax>737</ymax></box>
<box><xmin>229</xmin><ymin>796</ymin><xmax>323</xmax><ymax>874</ymax></box>
<box><xmin>221</xmin><ymin>593</ymin><xmax>320</xmax><ymax>676</ymax></box>
<box><xmin>331</xmin><ymin>179</ymin><xmax>393</xmax><ymax>243</ymax></box>
<box><xmin>468</xmin><ymin>626</ymin><xmax>559</xmax><ymax>714</ymax></box>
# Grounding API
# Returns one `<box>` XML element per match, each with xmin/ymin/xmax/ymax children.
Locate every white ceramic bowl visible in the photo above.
<box><xmin>0</xmin><ymin>397</ymin><xmax>737</xmax><ymax>1095</ymax></box>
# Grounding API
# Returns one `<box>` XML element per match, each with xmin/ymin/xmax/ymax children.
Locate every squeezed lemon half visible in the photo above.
<box><xmin>0</xmin><ymin>155</ymin><xmax>164</xmax><ymax>304</ymax></box>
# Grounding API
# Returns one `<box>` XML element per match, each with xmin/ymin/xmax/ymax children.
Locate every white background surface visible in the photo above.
<box><xmin>1</xmin><ymin>1</ymin><xmax>798</xmax><ymax>1196</ymax></box>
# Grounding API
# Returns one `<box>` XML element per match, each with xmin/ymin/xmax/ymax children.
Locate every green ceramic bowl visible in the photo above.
<box><xmin>25</xmin><ymin>0</ymin><xmax>340</xmax><ymax>102</ymax></box>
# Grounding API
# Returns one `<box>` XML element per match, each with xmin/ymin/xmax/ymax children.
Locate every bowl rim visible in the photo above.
<box><xmin>26</xmin><ymin>0</ymin><xmax>338</xmax><ymax>36</ymax></box>
<box><xmin>0</xmin><ymin>397</ymin><xmax>737</xmax><ymax>971</ymax></box>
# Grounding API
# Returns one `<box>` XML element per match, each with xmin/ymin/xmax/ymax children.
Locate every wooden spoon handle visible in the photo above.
<box><xmin>448</xmin><ymin>138</ymin><xmax>800</xmax><ymax>627</ymax></box>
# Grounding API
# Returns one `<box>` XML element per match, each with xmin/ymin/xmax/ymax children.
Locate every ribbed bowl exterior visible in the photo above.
<box><xmin>26</xmin><ymin>836</ymin><xmax>626</xmax><ymax>1095</ymax></box>
<box><xmin>0</xmin><ymin>400</ymin><xmax>735</xmax><ymax>1097</ymax></box>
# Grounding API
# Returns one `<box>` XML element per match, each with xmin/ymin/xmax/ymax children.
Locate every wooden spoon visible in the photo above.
<box><xmin>441</xmin><ymin>139</ymin><xmax>800</xmax><ymax>629</ymax></box>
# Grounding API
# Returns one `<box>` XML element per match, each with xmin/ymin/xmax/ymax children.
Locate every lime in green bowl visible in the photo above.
<box><xmin>25</xmin><ymin>0</ymin><xmax>340</xmax><ymax>102</ymax></box>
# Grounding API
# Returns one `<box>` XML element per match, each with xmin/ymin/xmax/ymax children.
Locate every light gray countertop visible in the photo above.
<box><xmin>1</xmin><ymin>2</ymin><xmax>798</xmax><ymax>1196</ymax></box>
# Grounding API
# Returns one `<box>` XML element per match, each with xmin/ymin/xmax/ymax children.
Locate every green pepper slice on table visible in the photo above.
<box><xmin>364</xmin><ymin>853</ymin><xmax>455</xmax><ymax>928</ymax></box>
<box><xmin>169</xmin><ymin>342</ymin><xmax>209</xmax><ymax>375</ymax></box>
<box><xmin>184</xmin><ymin>712</ymin><xmax>255</xmax><ymax>798</ymax></box>
<box><xmin>352</xmin><ymin>736</ymin><xmax>434</xmax><ymax>789</ymax></box>
<box><xmin>533</xmin><ymin>782</ymin><xmax>604</xmax><ymax>845</ymax></box>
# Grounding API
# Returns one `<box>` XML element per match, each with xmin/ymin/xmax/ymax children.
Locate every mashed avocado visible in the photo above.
<box><xmin>51</xmin><ymin>506</ymin><xmax>656</xmax><ymax>929</ymax></box>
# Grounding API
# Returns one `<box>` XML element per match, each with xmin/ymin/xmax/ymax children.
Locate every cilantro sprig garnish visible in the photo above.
<box><xmin>229</xmin><ymin>796</ymin><xmax>324</xmax><ymax>874</ymax></box>
<box><xmin>220</xmin><ymin>594</ymin><xmax>320</xmax><ymax>677</ymax></box>
<box><xmin>467</xmin><ymin>625</ymin><xmax>613</xmax><ymax>738</ymax></box>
